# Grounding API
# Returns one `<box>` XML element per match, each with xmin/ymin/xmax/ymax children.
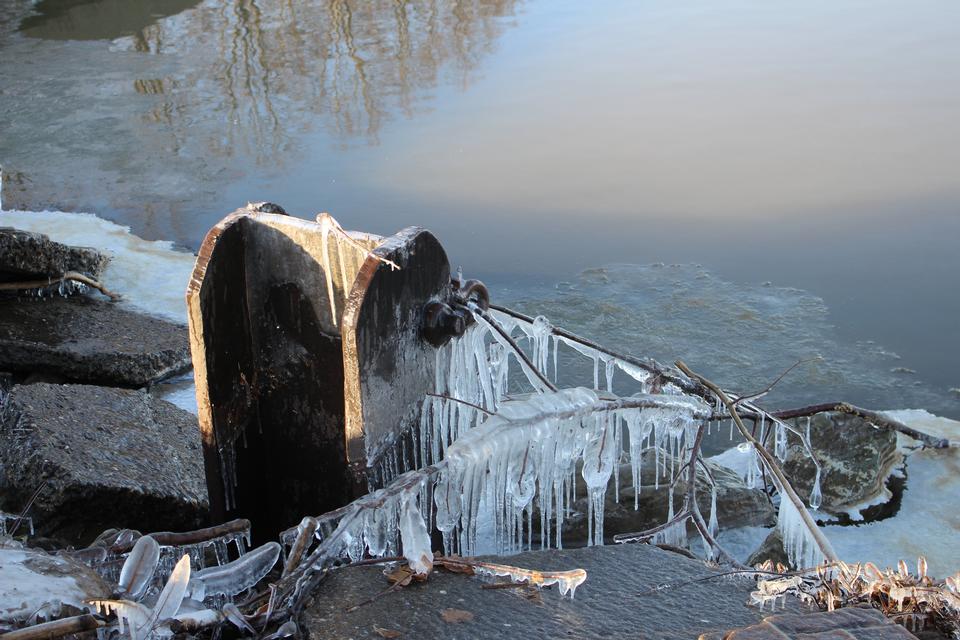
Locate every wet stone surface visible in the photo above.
<box><xmin>0</xmin><ymin>227</ymin><xmax>108</xmax><ymax>281</ymax></box>
<box><xmin>0</xmin><ymin>294</ymin><xmax>190</xmax><ymax>387</ymax></box>
<box><xmin>699</xmin><ymin>606</ymin><xmax>919</xmax><ymax>639</ymax></box>
<box><xmin>563</xmin><ymin>452</ymin><xmax>776</xmax><ymax>546</ymax></box>
<box><xmin>304</xmin><ymin>543</ymin><xmax>801</xmax><ymax>640</ymax></box>
<box><xmin>783</xmin><ymin>413</ymin><xmax>901</xmax><ymax>518</ymax></box>
<box><xmin>0</xmin><ymin>383</ymin><xmax>207</xmax><ymax>545</ymax></box>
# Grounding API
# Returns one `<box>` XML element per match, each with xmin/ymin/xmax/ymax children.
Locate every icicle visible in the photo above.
<box><xmin>400</xmin><ymin>487</ymin><xmax>433</xmax><ymax>575</ymax></box>
<box><xmin>552</xmin><ymin>334</ymin><xmax>559</xmax><ymax>382</ymax></box>
<box><xmin>469</xmin><ymin>561</ymin><xmax>587</xmax><ymax>598</ymax></box>
<box><xmin>188</xmin><ymin>542</ymin><xmax>280</xmax><ymax>600</ymax></box>
<box><xmin>592</xmin><ymin>354</ymin><xmax>600</xmax><ymax>390</ymax></box>
<box><xmin>809</xmin><ymin>467</ymin><xmax>823</xmax><ymax>510</ymax></box>
<box><xmin>604</xmin><ymin>357</ymin><xmax>615</xmax><ymax>393</ymax></box>
<box><xmin>707</xmin><ymin>484</ymin><xmax>719</xmax><ymax>539</ymax></box>
<box><xmin>774</xmin><ymin>420</ymin><xmax>788</xmax><ymax>461</ymax></box>
<box><xmin>776</xmin><ymin>496</ymin><xmax>825</xmax><ymax>569</ymax></box>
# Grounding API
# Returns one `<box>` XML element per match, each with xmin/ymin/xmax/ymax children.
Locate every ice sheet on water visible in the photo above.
<box><xmin>494</xmin><ymin>264</ymin><xmax>955</xmax><ymax>416</ymax></box>
<box><xmin>0</xmin><ymin>210</ymin><xmax>196</xmax><ymax>324</ymax></box>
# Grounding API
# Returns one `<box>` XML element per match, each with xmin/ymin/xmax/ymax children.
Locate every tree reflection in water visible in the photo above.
<box><xmin>118</xmin><ymin>0</ymin><xmax>520</xmax><ymax>161</ymax></box>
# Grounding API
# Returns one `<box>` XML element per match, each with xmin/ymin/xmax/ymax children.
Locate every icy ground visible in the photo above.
<box><xmin>3</xmin><ymin>209</ymin><xmax>958</xmax><ymax>578</ymax></box>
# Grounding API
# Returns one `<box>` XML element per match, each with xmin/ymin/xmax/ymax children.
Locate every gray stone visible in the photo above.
<box><xmin>0</xmin><ymin>227</ymin><xmax>108</xmax><ymax>282</ymax></box>
<box><xmin>0</xmin><ymin>295</ymin><xmax>190</xmax><ymax>387</ymax></box>
<box><xmin>561</xmin><ymin>450</ymin><xmax>776</xmax><ymax>546</ymax></box>
<box><xmin>304</xmin><ymin>542</ymin><xmax>803</xmax><ymax>640</ymax></box>
<box><xmin>701</xmin><ymin>607</ymin><xmax>919</xmax><ymax>639</ymax></box>
<box><xmin>783</xmin><ymin>413</ymin><xmax>901</xmax><ymax>518</ymax></box>
<box><xmin>746</xmin><ymin>529</ymin><xmax>790</xmax><ymax>568</ymax></box>
<box><xmin>0</xmin><ymin>383</ymin><xmax>208</xmax><ymax>546</ymax></box>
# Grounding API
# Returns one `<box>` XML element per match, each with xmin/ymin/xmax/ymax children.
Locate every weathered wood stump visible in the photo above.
<box><xmin>187</xmin><ymin>206</ymin><xmax>452</xmax><ymax>539</ymax></box>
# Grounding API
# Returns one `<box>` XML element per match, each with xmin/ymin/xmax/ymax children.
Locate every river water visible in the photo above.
<box><xmin>2</xmin><ymin>0</ymin><xmax>958</xmax><ymax>417</ymax></box>
<box><xmin>2</xmin><ymin>0</ymin><xmax>959</xmax><ymax>575</ymax></box>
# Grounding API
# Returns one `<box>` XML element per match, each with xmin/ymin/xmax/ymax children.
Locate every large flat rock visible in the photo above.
<box><xmin>0</xmin><ymin>295</ymin><xmax>190</xmax><ymax>387</ymax></box>
<box><xmin>0</xmin><ymin>227</ymin><xmax>107</xmax><ymax>282</ymax></box>
<box><xmin>0</xmin><ymin>383</ymin><xmax>208</xmax><ymax>545</ymax></box>
<box><xmin>304</xmin><ymin>543</ymin><xmax>802</xmax><ymax>640</ymax></box>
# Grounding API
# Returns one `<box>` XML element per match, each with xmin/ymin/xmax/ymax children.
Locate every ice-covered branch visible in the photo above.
<box><xmin>676</xmin><ymin>360</ymin><xmax>838</xmax><ymax>568</ymax></box>
<box><xmin>0</xmin><ymin>271</ymin><xmax>121</xmax><ymax>300</ymax></box>
<box><xmin>768</xmin><ymin>403</ymin><xmax>951</xmax><ymax>449</ymax></box>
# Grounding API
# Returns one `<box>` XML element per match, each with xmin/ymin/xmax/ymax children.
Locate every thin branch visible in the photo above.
<box><xmin>732</xmin><ymin>357</ymin><xmax>820</xmax><ymax>406</ymax></box>
<box><xmin>676</xmin><ymin>360</ymin><xmax>838</xmax><ymax>565</ymax></box>
<box><xmin>107</xmin><ymin>518</ymin><xmax>251</xmax><ymax>554</ymax></box>
<box><xmin>489</xmin><ymin>303</ymin><xmax>701</xmax><ymax>395</ymax></box>
<box><xmin>766</xmin><ymin>403</ymin><xmax>950</xmax><ymax>449</ymax></box>
<box><xmin>0</xmin><ymin>615</ymin><xmax>105</xmax><ymax>640</ymax></box>
<box><xmin>0</xmin><ymin>271</ymin><xmax>121</xmax><ymax>301</ymax></box>
<box><xmin>470</xmin><ymin>306</ymin><xmax>558</xmax><ymax>392</ymax></box>
<box><xmin>9</xmin><ymin>480</ymin><xmax>45</xmax><ymax>537</ymax></box>
<box><xmin>425</xmin><ymin>392</ymin><xmax>493</xmax><ymax>416</ymax></box>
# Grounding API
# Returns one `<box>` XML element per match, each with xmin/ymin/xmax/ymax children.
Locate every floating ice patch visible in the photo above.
<box><xmin>496</xmin><ymin>264</ymin><xmax>954</xmax><ymax>418</ymax></box>
<box><xmin>824</xmin><ymin>446</ymin><xmax>960</xmax><ymax>577</ymax></box>
<box><xmin>0</xmin><ymin>209</ymin><xmax>195</xmax><ymax>324</ymax></box>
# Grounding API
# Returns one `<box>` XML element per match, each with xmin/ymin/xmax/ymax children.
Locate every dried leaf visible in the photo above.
<box><xmin>437</xmin><ymin>558</ymin><xmax>474</xmax><ymax>575</ymax></box>
<box><xmin>385</xmin><ymin>566</ymin><xmax>414</xmax><ymax>587</ymax></box>
<box><xmin>440</xmin><ymin>609</ymin><xmax>474</xmax><ymax>624</ymax></box>
<box><xmin>373</xmin><ymin>625</ymin><xmax>402</xmax><ymax>638</ymax></box>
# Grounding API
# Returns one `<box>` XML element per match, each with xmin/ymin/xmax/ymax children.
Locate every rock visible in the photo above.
<box><xmin>0</xmin><ymin>295</ymin><xmax>190</xmax><ymax>387</ymax></box>
<box><xmin>304</xmin><ymin>543</ymin><xmax>801</xmax><ymax>640</ymax></box>
<box><xmin>700</xmin><ymin>607</ymin><xmax>920</xmax><ymax>640</ymax></box>
<box><xmin>0</xmin><ymin>383</ymin><xmax>208</xmax><ymax>546</ymax></box>
<box><xmin>0</xmin><ymin>544</ymin><xmax>110</xmax><ymax>623</ymax></box>
<box><xmin>746</xmin><ymin>529</ymin><xmax>790</xmax><ymax>568</ymax></box>
<box><xmin>0</xmin><ymin>227</ymin><xmax>107</xmax><ymax>282</ymax></box>
<box><xmin>782</xmin><ymin>413</ymin><xmax>901</xmax><ymax>518</ymax></box>
<box><xmin>561</xmin><ymin>448</ymin><xmax>776</xmax><ymax>546</ymax></box>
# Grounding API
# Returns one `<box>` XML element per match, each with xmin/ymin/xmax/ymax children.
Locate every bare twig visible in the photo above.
<box><xmin>0</xmin><ymin>271</ymin><xmax>121</xmax><ymax>301</ymax></box>
<box><xmin>108</xmin><ymin>519</ymin><xmax>251</xmax><ymax>554</ymax></box>
<box><xmin>732</xmin><ymin>358</ymin><xmax>821</xmax><ymax>406</ymax></box>
<box><xmin>426</xmin><ymin>392</ymin><xmax>494</xmax><ymax>416</ymax></box>
<box><xmin>470</xmin><ymin>307</ymin><xmax>558</xmax><ymax>392</ymax></box>
<box><xmin>676</xmin><ymin>360</ymin><xmax>838</xmax><ymax>565</ymax></box>
<box><xmin>0</xmin><ymin>615</ymin><xmax>105</xmax><ymax>640</ymax></box>
<box><xmin>488</xmin><ymin>303</ymin><xmax>702</xmax><ymax>395</ymax></box>
<box><xmin>767</xmin><ymin>403</ymin><xmax>950</xmax><ymax>449</ymax></box>
<box><xmin>9</xmin><ymin>480</ymin><xmax>45</xmax><ymax>537</ymax></box>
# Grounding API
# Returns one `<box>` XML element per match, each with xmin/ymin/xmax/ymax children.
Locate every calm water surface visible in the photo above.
<box><xmin>1</xmin><ymin>0</ymin><xmax>958</xmax><ymax>414</ymax></box>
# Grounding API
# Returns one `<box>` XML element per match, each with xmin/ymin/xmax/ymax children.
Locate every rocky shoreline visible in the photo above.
<box><xmin>0</xmin><ymin>223</ymin><xmax>946</xmax><ymax>639</ymax></box>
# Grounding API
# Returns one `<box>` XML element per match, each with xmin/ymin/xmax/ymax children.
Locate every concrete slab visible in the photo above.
<box><xmin>0</xmin><ymin>295</ymin><xmax>190</xmax><ymax>387</ymax></box>
<box><xmin>304</xmin><ymin>543</ymin><xmax>800</xmax><ymax>639</ymax></box>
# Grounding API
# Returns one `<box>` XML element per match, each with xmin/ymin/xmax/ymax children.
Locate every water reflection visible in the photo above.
<box><xmin>19</xmin><ymin>0</ymin><xmax>201</xmax><ymax>40</ymax></box>
<box><xmin>113</xmin><ymin>0</ymin><xmax>520</xmax><ymax>151</ymax></box>
<box><xmin>0</xmin><ymin>0</ymin><xmax>521</xmax><ymax>233</ymax></box>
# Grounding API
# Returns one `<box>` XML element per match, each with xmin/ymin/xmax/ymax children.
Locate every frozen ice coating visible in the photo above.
<box><xmin>777</xmin><ymin>495</ymin><xmax>825</xmax><ymax>570</ymax></box>
<box><xmin>399</xmin><ymin>490</ymin><xmax>433</xmax><ymax>575</ymax></box>
<box><xmin>469</xmin><ymin>562</ymin><xmax>588</xmax><ymax>598</ymax></box>
<box><xmin>92</xmin><ymin>600</ymin><xmax>152</xmax><ymax>640</ymax></box>
<box><xmin>118</xmin><ymin>535</ymin><xmax>161</xmax><ymax>600</ymax></box>
<box><xmin>188</xmin><ymin>542</ymin><xmax>281</xmax><ymax>600</ymax></box>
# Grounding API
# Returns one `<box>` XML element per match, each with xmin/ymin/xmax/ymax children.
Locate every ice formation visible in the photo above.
<box><xmin>281</xmin><ymin>304</ymin><xmax>839</xmax><ymax>595</ymax></box>
<box><xmin>187</xmin><ymin>542</ymin><xmax>281</xmax><ymax>601</ymax></box>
